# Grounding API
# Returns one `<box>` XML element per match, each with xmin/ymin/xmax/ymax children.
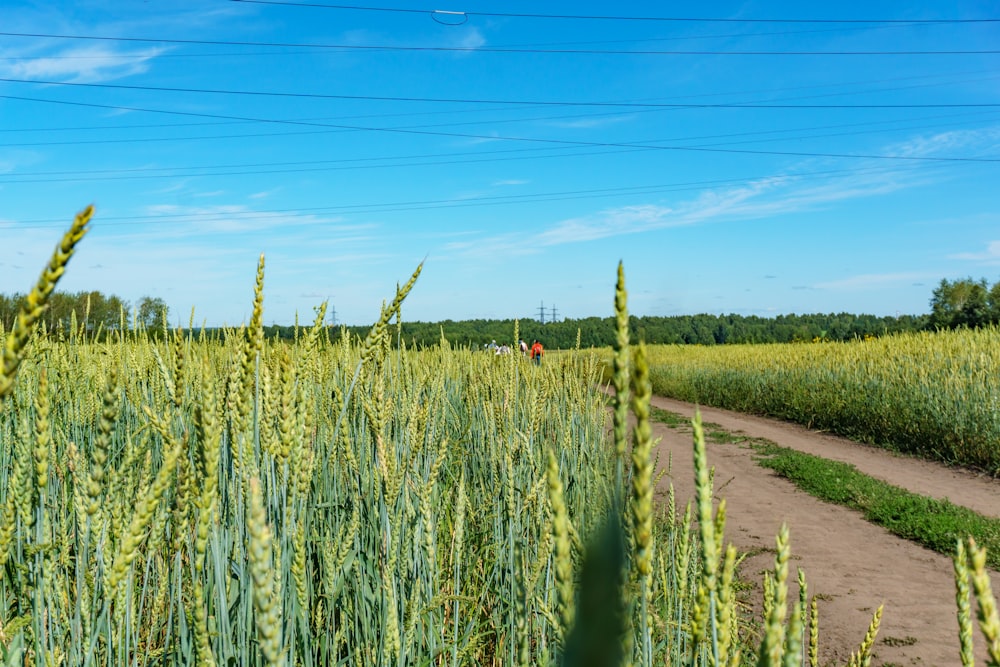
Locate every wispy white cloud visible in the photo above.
<box><xmin>443</xmin><ymin>124</ymin><xmax>998</xmax><ymax>261</ymax></box>
<box><xmin>535</xmin><ymin>203</ymin><xmax>676</xmax><ymax>247</ymax></box>
<box><xmin>948</xmin><ymin>240</ymin><xmax>1000</xmax><ymax>264</ymax></box>
<box><xmin>143</xmin><ymin>181</ymin><xmax>189</xmax><ymax>195</ymax></box>
<box><xmin>447</xmin><ymin>175</ymin><xmax>794</xmax><ymax>256</ymax></box>
<box><xmin>123</xmin><ymin>203</ymin><xmax>366</xmax><ymax>241</ymax></box>
<box><xmin>886</xmin><ymin>125</ymin><xmax>1000</xmax><ymax>159</ymax></box>
<box><xmin>455</xmin><ymin>28</ymin><xmax>486</xmax><ymax>51</ymax></box>
<box><xmin>249</xmin><ymin>189</ymin><xmax>279</xmax><ymax>200</ymax></box>
<box><xmin>544</xmin><ymin>115</ymin><xmax>635</xmax><ymax>130</ymax></box>
<box><xmin>442</xmin><ymin>231</ymin><xmax>526</xmax><ymax>257</ymax></box>
<box><xmin>0</xmin><ymin>149</ymin><xmax>45</xmax><ymax>175</ymax></box>
<box><xmin>0</xmin><ymin>44</ymin><xmax>168</xmax><ymax>83</ymax></box>
<box><xmin>492</xmin><ymin>179</ymin><xmax>528</xmax><ymax>187</ymax></box>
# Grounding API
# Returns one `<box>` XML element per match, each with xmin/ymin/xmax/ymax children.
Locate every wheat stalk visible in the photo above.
<box><xmin>107</xmin><ymin>431</ymin><xmax>182</xmax><ymax>595</ymax></box>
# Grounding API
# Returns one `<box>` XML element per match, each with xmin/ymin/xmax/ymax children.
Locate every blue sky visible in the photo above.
<box><xmin>1</xmin><ymin>1</ymin><xmax>999</xmax><ymax>326</ymax></box>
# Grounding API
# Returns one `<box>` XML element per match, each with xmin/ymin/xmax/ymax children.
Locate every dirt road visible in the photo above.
<box><xmin>648</xmin><ymin>395</ymin><xmax>1000</xmax><ymax>666</ymax></box>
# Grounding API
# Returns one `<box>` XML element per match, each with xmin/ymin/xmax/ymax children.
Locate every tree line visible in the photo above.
<box><xmin>928</xmin><ymin>277</ymin><xmax>1000</xmax><ymax>330</ymax></box>
<box><xmin>271</xmin><ymin>275</ymin><xmax>1000</xmax><ymax>348</ymax></box>
<box><xmin>0</xmin><ymin>291</ymin><xmax>168</xmax><ymax>337</ymax></box>
<box><xmin>1</xmin><ymin>275</ymin><xmax>997</xmax><ymax>347</ymax></box>
<box><xmin>326</xmin><ymin>312</ymin><xmax>927</xmax><ymax>350</ymax></box>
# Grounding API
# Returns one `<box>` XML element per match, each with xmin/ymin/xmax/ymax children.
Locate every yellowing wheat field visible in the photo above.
<box><xmin>640</xmin><ymin>330</ymin><xmax>1000</xmax><ymax>474</ymax></box>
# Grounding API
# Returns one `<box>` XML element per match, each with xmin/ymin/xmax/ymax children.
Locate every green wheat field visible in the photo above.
<box><xmin>0</xmin><ymin>207</ymin><xmax>998</xmax><ymax>666</ymax></box>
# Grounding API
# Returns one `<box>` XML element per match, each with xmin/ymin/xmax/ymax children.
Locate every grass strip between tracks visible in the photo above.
<box><xmin>650</xmin><ymin>406</ymin><xmax>1000</xmax><ymax>570</ymax></box>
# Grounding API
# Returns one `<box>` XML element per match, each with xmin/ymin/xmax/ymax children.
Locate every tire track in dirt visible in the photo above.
<box><xmin>648</xmin><ymin>395</ymin><xmax>1000</xmax><ymax>666</ymax></box>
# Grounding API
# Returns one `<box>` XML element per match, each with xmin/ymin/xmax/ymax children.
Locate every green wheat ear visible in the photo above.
<box><xmin>611</xmin><ymin>261</ymin><xmax>630</xmax><ymax>500</ymax></box>
<box><xmin>0</xmin><ymin>205</ymin><xmax>93</xmax><ymax>400</ymax></box>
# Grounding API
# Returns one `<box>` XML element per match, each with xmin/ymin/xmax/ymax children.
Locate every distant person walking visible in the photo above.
<box><xmin>519</xmin><ymin>339</ymin><xmax>528</xmax><ymax>355</ymax></box>
<box><xmin>530</xmin><ymin>339</ymin><xmax>544</xmax><ymax>365</ymax></box>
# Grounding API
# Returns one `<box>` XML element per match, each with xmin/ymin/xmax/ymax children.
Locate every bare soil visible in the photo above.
<box><xmin>647</xmin><ymin>395</ymin><xmax>1000</xmax><ymax>666</ymax></box>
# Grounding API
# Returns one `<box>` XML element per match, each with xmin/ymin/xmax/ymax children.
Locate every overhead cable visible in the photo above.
<box><xmin>3</xmin><ymin>77</ymin><xmax>999</xmax><ymax>109</ymax></box>
<box><xmin>227</xmin><ymin>1</ymin><xmax>1000</xmax><ymax>25</ymax></box>
<box><xmin>0</xmin><ymin>31</ymin><xmax>997</xmax><ymax>55</ymax></box>
<box><xmin>2</xmin><ymin>93</ymin><xmax>998</xmax><ymax>164</ymax></box>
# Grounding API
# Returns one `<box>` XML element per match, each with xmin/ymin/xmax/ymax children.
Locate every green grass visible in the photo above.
<box><xmin>751</xmin><ymin>441</ymin><xmax>1000</xmax><ymax>569</ymax></box>
<box><xmin>649</xmin><ymin>407</ymin><xmax>1000</xmax><ymax>569</ymax></box>
<box><xmin>650</xmin><ymin>406</ymin><xmax>686</xmax><ymax>428</ymax></box>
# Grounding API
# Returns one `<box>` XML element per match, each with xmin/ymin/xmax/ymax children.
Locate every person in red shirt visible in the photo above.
<box><xmin>530</xmin><ymin>339</ymin><xmax>544</xmax><ymax>365</ymax></box>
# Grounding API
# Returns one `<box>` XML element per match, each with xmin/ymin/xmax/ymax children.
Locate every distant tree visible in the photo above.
<box><xmin>929</xmin><ymin>278</ymin><xmax>990</xmax><ymax>329</ymax></box>
<box><xmin>989</xmin><ymin>280</ymin><xmax>1000</xmax><ymax>325</ymax></box>
<box><xmin>0</xmin><ymin>289</ymin><xmax>133</xmax><ymax>340</ymax></box>
<box><xmin>0</xmin><ymin>293</ymin><xmax>23</xmax><ymax>331</ymax></box>
<box><xmin>104</xmin><ymin>294</ymin><xmax>128</xmax><ymax>330</ymax></box>
<box><xmin>88</xmin><ymin>292</ymin><xmax>132</xmax><ymax>336</ymax></box>
<box><xmin>137</xmin><ymin>296</ymin><xmax>169</xmax><ymax>330</ymax></box>
<box><xmin>44</xmin><ymin>291</ymin><xmax>74</xmax><ymax>333</ymax></box>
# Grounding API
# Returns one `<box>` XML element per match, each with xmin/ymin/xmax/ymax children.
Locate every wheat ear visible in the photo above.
<box><xmin>0</xmin><ymin>205</ymin><xmax>93</xmax><ymax>400</ymax></box>
<box><xmin>611</xmin><ymin>261</ymin><xmax>630</xmax><ymax>475</ymax></box>
<box><xmin>247</xmin><ymin>476</ymin><xmax>284</xmax><ymax>667</ymax></box>
<box><xmin>969</xmin><ymin>538</ymin><xmax>1000</xmax><ymax>665</ymax></box>
<box><xmin>547</xmin><ymin>448</ymin><xmax>575</xmax><ymax>635</ymax></box>
<box><xmin>954</xmin><ymin>539</ymin><xmax>975</xmax><ymax>667</ymax></box>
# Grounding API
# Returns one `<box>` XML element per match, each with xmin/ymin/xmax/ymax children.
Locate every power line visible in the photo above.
<box><xmin>0</xmin><ymin>102</ymin><xmax>994</xmax><ymax>153</ymax></box>
<box><xmin>0</xmin><ymin>23</ymin><xmax>961</xmax><ymax>56</ymax></box>
<box><xmin>4</xmin><ymin>77</ymin><xmax>1000</xmax><ymax>109</ymax></box>
<box><xmin>0</xmin><ymin>20</ymin><xmax>962</xmax><ymax>58</ymax></box>
<box><xmin>4</xmin><ymin>110</ymin><xmax>997</xmax><ymax>182</ymax></box>
<box><xmin>0</xmin><ymin>100</ymin><xmax>536</xmax><ymax>133</ymax></box>
<box><xmin>0</xmin><ymin>50</ymin><xmax>349</xmax><ymax>61</ymax></box>
<box><xmin>0</xmin><ymin>144</ymin><xmax>580</xmax><ymax>176</ymax></box>
<box><xmin>0</xmin><ymin>127</ymin><xmax>339</xmax><ymax>148</ymax></box>
<box><xmin>4</xmin><ymin>66</ymin><xmax>996</xmax><ymax>135</ymax></box>
<box><xmin>1</xmin><ymin>31</ymin><xmax>997</xmax><ymax>55</ymax></box>
<box><xmin>226</xmin><ymin>1</ymin><xmax>1000</xmax><ymax>25</ymax></box>
<box><xmin>4</xmin><ymin>90</ymin><xmax>996</xmax><ymax>153</ymax></box>
<box><xmin>1</xmin><ymin>92</ymin><xmax>997</xmax><ymax>164</ymax></box>
<box><xmin>0</xmin><ymin>119</ymin><xmax>244</xmax><ymax>133</ymax></box>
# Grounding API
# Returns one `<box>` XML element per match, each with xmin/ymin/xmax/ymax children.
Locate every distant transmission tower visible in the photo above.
<box><xmin>537</xmin><ymin>300</ymin><xmax>546</xmax><ymax>324</ymax></box>
<box><xmin>329</xmin><ymin>305</ymin><xmax>338</xmax><ymax>327</ymax></box>
<box><xmin>550</xmin><ymin>305</ymin><xmax>558</xmax><ymax>323</ymax></box>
